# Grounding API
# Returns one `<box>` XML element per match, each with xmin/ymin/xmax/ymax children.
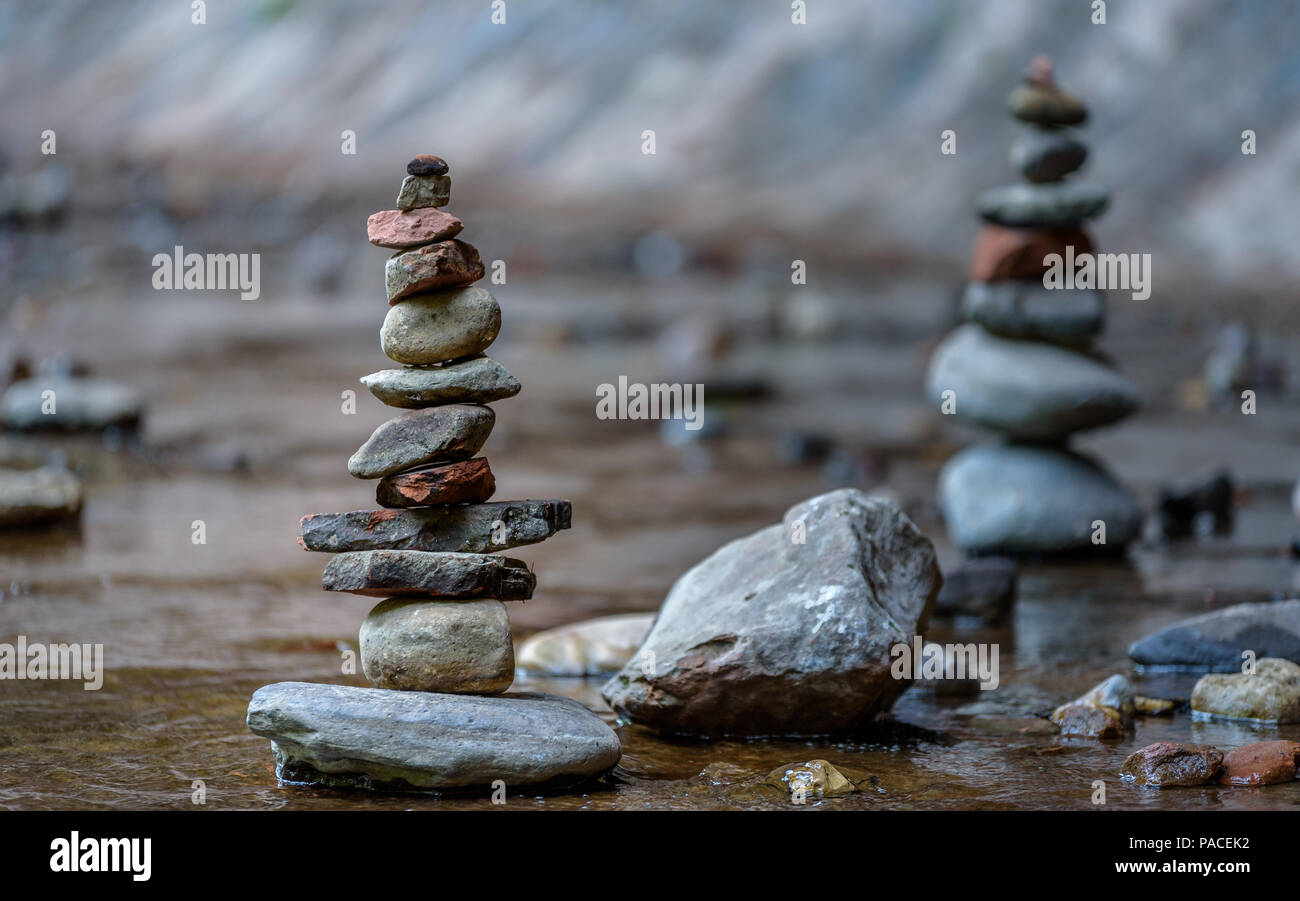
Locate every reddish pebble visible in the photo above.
<box><xmin>969</xmin><ymin>225</ymin><xmax>1094</xmax><ymax>282</ymax></box>
<box><xmin>1218</xmin><ymin>740</ymin><xmax>1300</xmax><ymax>786</ymax></box>
<box><xmin>376</xmin><ymin>458</ymin><xmax>496</xmax><ymax>508</ymax></box>
<box><xmin>367</xmin><ymin>207</ymin><xmax>464</xmax><ymax>249</ymax></box>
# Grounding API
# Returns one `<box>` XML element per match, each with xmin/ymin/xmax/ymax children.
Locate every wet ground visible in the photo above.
<box><xmin>2</xmin><ymin>268</ymin><xmax>1299</xmax><ymax>810</ymax></box>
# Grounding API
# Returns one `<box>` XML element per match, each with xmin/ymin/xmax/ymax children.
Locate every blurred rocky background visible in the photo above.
<box><xmin>2</xmin><ymin>0</ymin><xmax>1299</xmax><ymax>298</ymax></box>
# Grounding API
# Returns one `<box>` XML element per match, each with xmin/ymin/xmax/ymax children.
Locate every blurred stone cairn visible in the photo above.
<box><xmin>925</xmin><ymin>57</ymin><xmax>1142</xmax><ymax>554</ymax></box>
<box><xmin>246</xmin><ymin>156</ymin><xmax>620</xmax><ymax>793</ymax></box>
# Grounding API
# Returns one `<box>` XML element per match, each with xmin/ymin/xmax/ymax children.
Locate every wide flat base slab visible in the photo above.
<box><xmin>247</xmin><ymin>681</ymin><xmax>621</xmax><ymax>794</ymax></box>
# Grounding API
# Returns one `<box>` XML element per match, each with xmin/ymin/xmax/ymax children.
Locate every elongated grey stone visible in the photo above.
<box><xmin>1129</xmin><ymin>600</ymin><xmax>1300</xmax><ymax>672</ymax></box>
<box><xmin>361</xmin><ymin>357</ymin><xmax>521</xmax><ymax>409</ymax></box>
<box><xmin>298</xmin><ymin>500</ymin><xmax>572</xmax><ymax>553</ymax></box>
<box><xmin>977</xmin><ymin>182</ymin><xmax>1108</xmax><ymax>228</ymax></box>
<box><xmin>347</xmin><ymin>404</ymin><xmax>494</xmax><ymax>479</ymax></box>
<box><xmin>246</xmin><ymin>682</ymin><xmax>621</xmax><ymax>791</ymax></box>
<box><xmin>961</xmin><ymin>281</ymin><xmax>1104</xmax><ymax>346</ymax></box>
<box><xmin>321</xmin><ymin>550</ymin><xmax>536</xmax><ymax>599</ymax></box>
<box><xmin>925</xmin><ymin>323</ymin><xmax>1138</xmax><ymax>440</ymax></box>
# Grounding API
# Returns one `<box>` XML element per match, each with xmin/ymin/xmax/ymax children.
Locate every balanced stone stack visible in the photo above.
<box><xmin>246</xmin><ymin>155</ymin><xmax>621</xmax><ymax>792</ymax></box>
<box><xmin>926</xmin><ymin>57</ymin><xmax>1142</xmax><ymax>555</ymax></box>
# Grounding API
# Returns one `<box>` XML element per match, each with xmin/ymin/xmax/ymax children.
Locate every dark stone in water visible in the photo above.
<box><xmin>1128</xmin><ymin>599</ymin><xmax>1300</xmax><ymax>672</ymax></box>
<box><xmin>1120</xmin><ymin>742</ymin><xmax>1223</xmax><ymax>787</ymax></box>
<box><xmin>934</xmin><ymin>557</ymin><xmax>1017</xmax><ymax>623</ymax></box>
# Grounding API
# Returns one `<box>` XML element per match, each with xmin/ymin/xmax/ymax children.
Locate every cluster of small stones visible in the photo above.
<box><xmin>925</xmin><ymin>57</ymin><xmax>1142</xmax><ymax>555</ymax></box>
<box><xmin>246</xmin><ymin>157</ymin><xmax>620</xmax><ymax>793</ymax></box>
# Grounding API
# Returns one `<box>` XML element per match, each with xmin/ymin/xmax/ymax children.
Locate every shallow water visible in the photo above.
<box><xmin>2</xmin><ymin>272</ymin><xmax>1299</xmax><ymax>810</ymax></box>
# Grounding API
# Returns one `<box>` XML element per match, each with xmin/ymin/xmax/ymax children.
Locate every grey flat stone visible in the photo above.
<box><xmin>1009</xmin><ymin>128</ymin><xmax>1087</xmax><ymax>183</ymax></box>
<box><xmin>3</xmin><ymin>376</ymin><xmax>142</xmax><ymax>431</ymax></box>
<box><xmin>246</xmin><ymin>682</ymin><xmax>622</xmax><ymax>792</ymax></box>
<box><xmin>977</xmin><ymin>182</ymin><xmax>1108</xmax><ymax>228</ymax></box>
<box><xmin>938</xmin><ymin>442</ymin><xmax>1143</xmax><ymax>554</ymax></box>
<box><xmin>602</xmin><ymin>488</ymin><xmax>941</xmax><ymax>737</ymax></box>
<box><xmin>347</xmin><ymin>404</ymin><xmax>494</xmax><ymax>479</ymax></box>
<box><xmin>926</xmin><ymin>323</ymin><xmax>1138</xmax><ymax>440</ymax></box>
<box><xmin>379</xmin><ymin>288</ymin><xmax>501</xmax><ymax>365</ymax></box>
<box><xmin>321</xmin><ymin>550</ymin><xmax>535</xmax><ymax>599</ymax></box>
<box><xmin>299</xmin><ymin>499</ymin><xmax>572</xmax><ymax>553</ymax></box>
<box><xmin>1129</xmin><ymin>600</ymin><xmax>1300</xmax><ymax>672</ymax></box>
<box><xmin>361</xmin><ymin>356</ymin><xmax>520</xmax><ymax>408</ymax></box>
<box><xmin>961</xmin><ymin>281</ymin><xmax>1104</xmax><ymax>346</ymax></box>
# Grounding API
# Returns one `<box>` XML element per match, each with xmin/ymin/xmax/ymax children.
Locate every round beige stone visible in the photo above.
<box><xmin>360</xmin><ymin>597</ymin><xmax>514</xmax><ymax>694</ymax></box>
<box><xmin>380</xmin><ymin>287</ymin><xmax>501</xmax><ymax>365</ymax></box>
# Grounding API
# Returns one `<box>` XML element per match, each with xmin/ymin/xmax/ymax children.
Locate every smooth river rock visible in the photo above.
<box><xmin>247</xmin><ymin>682</ymin><xmax>621</xmax><ymax>792</ymax></box>
<box><xmin>1009</xmin><ymin>128</ymin><xmax>1087</xmax><ymax>182</ymax></box>
<box><xmin>938</xmin><ymin>443</ymin><xmax>1143</xmax><ymax>554</ymax></box>
<box><xmin>602</xmin><ymin>488</ymin><xmax>942</xmax><ymax>737</ymax></box>
<box><xmin>1051</xmin><ymin>674</ymin><xmax>1135</xmax><ymax>737</ymax></box>
<box><xmin>0</xmin><ymin>466</ymin><xmax>83</xmax><ymax>528</ymax></box>
<box><xmin>762</xmin><ymin>759</ymin><xmax>873</xmax><ymax>800</ymax></box>
<box><xmin>321</xmin><ymin>550</ymin><xmax>535</xmax><ymax>600</ymax></box>
<box><xmin>1120</xmin><ymin>742</ymin><xmax>1223</xmax><ymax>788</ymax></box>
<box><xmin>1008</xmin><ymin>82</ymin><xmax>1088</xmax><ymax>127</ymax></box>
<box><xmin>1128</xmin><ymin>599</ymin><xmax>1300</xmax><ymax>672</ymax></box>
<box><xmin>961</xmin><ymin>281</ymin><xmax>1104</xmax><ymax>346</ymax></box>
<box><xmin>299</xmin><ymin>500</ymin><xmax>572</xmax><ymax>553</ymax></box>
<box><xmin>926</xmin><ymin>324</ymin><xmax>1138</xmax><ymax>439</ymax></box>
<box><xmin>1191</xmin><ymin>658</ymin><xmax>1300</xmax><ymax>723</ymax></box>
<box><xmin>360</xmin><ymin>597</ymin><xmax>514</xmax><ymax>693</ymax></box>
<box><xmin>376</xmin><ymin>458</ymin><xmax>496</xmax><ymax>508</ymax></box>
<box><xmin>976</xmin><ymin>182</ymin><xmax>1109</xmax><ymax>229</ymax></box>
<box><xmin>361</xmin><ymin>356</ymin><xmax>520</xmax><ymax>408</ymax></box>
<box><xmin>347</xmin><ymin>404</ymin><xmax>494</xmax><ymax>479</ymax></box>
<box><xmin>385</xmin><ymin>240</ymin><xmax>485</xmax><ymax>303</ymax></box>
<box><xmin>517</xmin><ymin>613</ymin><xmax>656</xmax><ymax>677</ymax></box>
<box><xmin>380</xmin><ymin>287</ymin><xmax>501</xmax><ymax>365</ymax></box>
<box><xmin>367</xmin><ymin>207</ymin><xmax>463</xmax><ymax>249</ymax></box>
<box><xmin>3</xmin><ymin>375</ymin><xmax>143</xmax><ymax>431</ymax></box>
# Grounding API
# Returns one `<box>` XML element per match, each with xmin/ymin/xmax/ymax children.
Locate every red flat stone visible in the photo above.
<box><xmin>376</xmin><ymin>458</ymin><xmax>496</xmax><ymax>508</ymax></box>
<box><xmin>367</xmin><ymin>208</ymin><xmax>464</xmax><ymax>249</ymax></box>
<box><xmin>969</xmin><ymin>225</ymin><xmax>1094</xmax><ymax>282</ymax></box>
<box><xmin>1218</xmin><ymin>740</ymin><xmax>1300</xmax><ymax>786</ymax></box>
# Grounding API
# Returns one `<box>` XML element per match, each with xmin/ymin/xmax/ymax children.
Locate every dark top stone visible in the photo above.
<box><xmin>407</xmin><ymin>154</ymin><xmax>449</xmax><ymax>176</ymax></box>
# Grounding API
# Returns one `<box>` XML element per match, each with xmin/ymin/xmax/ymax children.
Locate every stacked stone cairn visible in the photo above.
<box><xmin>925</xmin><ymin>58</ymin><xmax>1143</xmax><ymax>555</ymax></box>
<box><xmin>246</xmin><ymin>155</ymin><xmax>622</xmax><ymax>793</ymax></box>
